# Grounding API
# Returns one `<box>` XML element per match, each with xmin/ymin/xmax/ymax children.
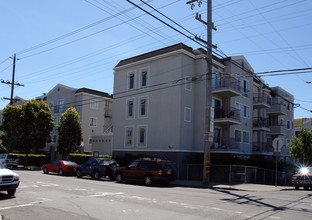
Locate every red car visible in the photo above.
<box><xmin>42</xmin><ymin>160</ymin><xmax>77</xmax><ymax>175</ymax></box>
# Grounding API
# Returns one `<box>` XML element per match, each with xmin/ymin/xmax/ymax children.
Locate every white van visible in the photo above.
<box><xmin>0</xmin><ymin>154</ymin><xmax>19</xmax><ymax>168</ymax></box>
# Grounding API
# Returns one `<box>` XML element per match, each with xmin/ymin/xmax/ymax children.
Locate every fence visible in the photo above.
<box><xmin>182</xmin><ymin>164</ymin><xmax>293</xmax><ymax>186</ymax></box>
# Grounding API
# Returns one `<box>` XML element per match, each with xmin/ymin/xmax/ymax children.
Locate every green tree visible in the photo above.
<box><xmin>288</xmin><ymin>127</ymin><xmax>312</xmax><ymax>165</ymax></box>
<box><xmin>0</xmin><ymin>100</ymin><xmax>54</xmax><ymax>166</ymax></box>
<box><xmin>57</xmin><ymin>107</ymin><xmax>83</xmax><ymax>156</ymax></box>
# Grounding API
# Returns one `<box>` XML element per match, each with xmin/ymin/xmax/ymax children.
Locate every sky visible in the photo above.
<box><xmin>0</xmin><ymin>0</ymin><xmax>311</xmax><ymax>119</ymax></box>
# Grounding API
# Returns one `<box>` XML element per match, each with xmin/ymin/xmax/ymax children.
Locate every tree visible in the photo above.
<box><xmin>288</xmin><ymin>127</ymin><xmax>312</xmax><ymax>165</ymax></box>
<box><xmin>57</xmin><ymin>107</ymin><xmax>83</xmax><ymax>156</ymax></box>
<box><xmin>0</xmin><ymin>100</ymin><xmax>54</xmax><ymax>166</ymax></box>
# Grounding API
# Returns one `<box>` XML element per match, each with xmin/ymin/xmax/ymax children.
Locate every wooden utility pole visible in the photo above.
<box><xmin>1</xmin><ymin>53</ymin><xmax>24</xmax><ymax>105</ymax></box>
<box><xmin>187</xmin><ymin>0</ymin><xmax>216</xmax><ymax>185</ymax></box>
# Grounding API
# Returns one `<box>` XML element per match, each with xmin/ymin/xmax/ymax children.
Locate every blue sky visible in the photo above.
<box><xmin>0</xmin><ymin>0</ymin><xmax>311</xmax><ymax>119</ymax></box>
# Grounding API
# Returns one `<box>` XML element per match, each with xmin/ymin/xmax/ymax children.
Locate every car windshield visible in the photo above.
<box><xmin>0</xmin><ymin>162</ymin><xmax>5</xmax><ymax>169</ymax></box>
<box><xmin>63</xmin><ymin>161</ymin><xmax>77</xmax><ymax>165</ymax></box>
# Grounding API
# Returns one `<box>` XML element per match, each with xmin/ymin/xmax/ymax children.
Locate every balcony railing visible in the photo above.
<box><xmin>267</xmin><ymin>101</ymin><xmax>287</xmax><ymax>115</ymax></box>
<box><xmin>253</xmin><ymin>93</ymin><xmax>271</xmax><ymax>108</ymax></box>
<box><xmin>214</xmin><ymin>107</ymin><xmax>240</xmax><ymax>121</ymax></box>
<box><xmin>252</xmin><ymin>142</ymin><xmax>273</xmax><ymax>153</ymax></box>
<box><xmin>253</xmin><ymin>117</ymin><xmax>270</xmax><ymax>131</ymax></box>
<box><xmin>211</xmin><ymin>137</ymin><xmax>240</xmax><ymax>151</ymax></box>
<box><xmin>212</xmin><ymin>77</ymin><xmax>241</xmax><ymax>97</ymax></box>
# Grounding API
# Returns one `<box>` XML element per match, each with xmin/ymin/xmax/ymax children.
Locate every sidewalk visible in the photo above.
<box><xmin>172</xmin><ymin>179</ymin><xmax>294</xmax><ymax>191</ymax></box>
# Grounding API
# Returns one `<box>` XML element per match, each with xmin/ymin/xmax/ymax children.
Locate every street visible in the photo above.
<box><xmin>0</xmin><ymin>169</ymin><xmax>311</xmax><ymax>220</ymax></box>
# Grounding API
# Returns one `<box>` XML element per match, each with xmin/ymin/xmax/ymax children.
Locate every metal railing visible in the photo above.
<box><xmin>181</xmin><ymin>164</ymin><xmax>292</xmax><ymax>186</ymax></box>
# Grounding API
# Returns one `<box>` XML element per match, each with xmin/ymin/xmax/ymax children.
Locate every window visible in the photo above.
<box><xmin>90</xmin><ymin>99</ymin><xmax>98</xmax><ymax>109</ymax></box>
<box><xmin>49</xmin><ymin>102</ymin><xmax>54</xmax><ymax>112</ymax></box>
<box><xmin>138</xmin><ymin>96</ymin><xmax>148</xmax><ymax>118</ymax></box>
<box><xmin>58</xmin><ymin>100</ymin><xmax>64</xmax><ymax>113</ymax></box>
<box><xmin>141</xmin><ymin>71</ymin><xmax>147</xmax><ymax>87</ymax></box>
<box><xmin>128</xmin><ymin>72</ymin><xmax>135</xmax><ymax>89</ymax></box>
<box><xmin>125</xmin><ymin>127</ymin><xmax>134</xmax><ymax>147</ymax></box>
<box><xmin>287</xmin><ymin>120</ymin><xmax>291</xmax><ymax>129</ymax></box>
<box><xmin>185</xmin><ymin>76</ymin><xmax>192</xmax><ymax>91</ymax></box>
<box><xmin>235</xmin><ymin>130</ymin><xmax>242</xmax><ymax>142</ymax></box>
<box><xmin>53</xmin><ymin>135</ymin><xmax>57</xmax><ymax>143</ymax></box>
<box><xmin>90</xmin><ymin>117</ymin><xmax>97</xmax><ymax>127</ymax></box>
<box><xmin>243</xmin><ymin>106</ymin><xmax>250</xmax><ymax>118</ymax></box>
<box><xmin>236</xmin><ymin>103</ymin><xmax>242</xmax><ymax>116</ymax></box>
<box><xmin>89</xmin><ymin>138</ymin><xmax>92</xmax><ymax>145</ymax></box>
<box><xmin>128</xmin><ymin>100</ymin><xmax>133</xmax><ymax>117</ymax></box>
<box><xmin>243</xmin><ymin>80</ymin><xmax>249</xmax><ymax>97</ymax></box>
<box><xmin>243</xmin><ymin>131</ymin><xmax>249</xmax><ymax>143</ymax></box>
<box><xmin>184</xmin><ymin>107</ymin><xmax>191</xmax><ymax>122</ymax></box>
<box><xmin>137</xmin><ymin>125</ymin><xmax>147</xmax><ymax>147</ymax></box>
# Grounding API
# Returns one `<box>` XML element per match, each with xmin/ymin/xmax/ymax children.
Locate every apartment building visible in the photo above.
<box><xmin>112</xmin><ymin>43</ymin><xmax>294</xmax><ymax>167</ymax></box>
<box><xmin>38</xmin><ymin>84</ymin><xmax>113</xmax><ymax>154</ymax></box>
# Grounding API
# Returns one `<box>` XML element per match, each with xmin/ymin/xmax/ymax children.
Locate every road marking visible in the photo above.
<box><xmin>269</xmin><ymin>217</ymin><xmax>281</xmax><ymax>219</ymax></box>
<box><xmin>212</xmin><ymin>207</ymin><xmax>222</xmax><ymax>211</ymax></box>
<box><xmin>87</xmin><ymin>192</ymin><xmax>124</xmax><ymax>198</ymax></box>
<box><xmin>0</xmin><ymin>204</ymin><xmax>33</xmax><ymax>210</ymax></box>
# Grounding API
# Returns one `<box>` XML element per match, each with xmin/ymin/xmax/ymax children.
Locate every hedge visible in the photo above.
<box><xmin>13</xmin><ymin>154</ymin><xmax>50</xmax><ymax>167</ymax></box>
<box><xmin>67</xmin><ymin>153</ymin><xmax>111</xmax><ymax>165</ymax></box>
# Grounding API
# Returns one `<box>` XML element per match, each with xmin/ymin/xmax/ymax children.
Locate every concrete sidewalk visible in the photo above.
<box><xmin>172</xmin><ymin>180</ymin><xmax>294</xmax><ymax>191</ymax></box>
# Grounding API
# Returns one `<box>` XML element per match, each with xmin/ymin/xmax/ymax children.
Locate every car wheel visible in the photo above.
<box><xmin>116</xmin><ymin>173</ymin><xmax>123</xmax><ymax>183</ymax></box>
<box><xmin>109</xmin><ymin>163</ymin><xmax>117</xmax><ymax>172</ymax></box>
<box><xmin>76</xmin><ymin>169</ymin><xmax>82</xmax><ymax>178</ymax></box>
<box><xmin>43</xmin><ymin>167</ymin><xmax>49</xmax><ymax>174</ymax></box>
<box><xmin>94</xmin><ymin>171</ymin><xmax>100</xmax><ymax>180</ymax></box>
<box><xmin>295</xmin><ymin>185</ymin><xmax>299</xmax><ymax>190</ymax></box>
<box><xmin>304</xmin><ymin>186</ymin><xmax>309</xmax><ymax>190</ymax></box>
<box><xmin>58</xmin><ymin>169</ymin><xmax>63</xmax><ymax>176</ymax></box>
<box><xmin>144</xmin><ymin>175</ymin><xmax>153</xmax><ymax>186</ymax></box>
<box><xmin>7</xmin><ymin>189</ymin><xmax>16</xmax><ymax>196</ymax></box>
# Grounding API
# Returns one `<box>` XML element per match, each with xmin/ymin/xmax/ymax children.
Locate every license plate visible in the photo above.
<box><xmin>167</xmin><ymin>169</ymin><xmax>171</xmax><ymax>174</ymax></box>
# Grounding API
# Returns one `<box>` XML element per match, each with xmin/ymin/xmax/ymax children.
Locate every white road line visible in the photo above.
<box><xmin>0</xmin><ymin>204</ymin><xmax>33</xmax><ymax>210</ymax></box>
<box><xmin>87</xmin><ymin>192</ymin><xmax>124</xmax><ymax>198</ymax></box>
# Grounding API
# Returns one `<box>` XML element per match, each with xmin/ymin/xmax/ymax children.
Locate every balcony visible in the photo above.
<box><xmin>214</xmin><ymin>107</ymin><xmax>241</xmax><ymax>125</ymax></box>
<box><xmin>252</xmin><ymin>142</ymin><xmax>273</xmax><ymax>153</ymax></box>
<box><xmin>104</xmin><ymin>109</ymin><xmax>112</xmax><ymax>118</ymax></box>
<box><xmin>268</xmin><ymin>122</ymin><xmax>286</xmax><ymax>136</ymax></box>
<box><xmin>212</xmin><ymin>77</ymin><xmax>241</xmax><ymax>97</ymax></box>
<box><xmin>253</xmin><ymin>93</ymin><xmax>271</xmax><ymax>109</ymax></box>
<box><xmin>211</xmin><ymin>137</ymin><xmax>240</xmax><ymax>152</ymax></box>
<box><xmin>253</xmin><ymin>117</ymin><xmax>270</xmax><ymax>132</ymax></box>
<box><xmin>266</xmin><ymin>101</ymin><xmax>286</xmax><ymax>115</ymax></box>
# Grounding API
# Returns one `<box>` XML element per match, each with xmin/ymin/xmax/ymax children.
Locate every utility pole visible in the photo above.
<box><xmin>1</xmin><ymin>53</ymin><xmax>24</xmax><ymax>105</ymax></box>
<box><xmin>187</xmin><ymin>0</ymin><xmax>216</xmax><ymax>185</ymax></box>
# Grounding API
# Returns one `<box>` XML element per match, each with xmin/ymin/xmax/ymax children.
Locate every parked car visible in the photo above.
<box><xmin>75</xmin><ymin>158</ymin><xmax>118</xmax><ymax>180</ymax></box>
<box><xmin>292</xmin><ymin>167</ymin><xmax>312</xmax><ymax>190</ymax></box>
<box><xmin>0</xmin><ymin>161</ymin><xmax>20</xmax><ymax>196</ymax></box>
<box><xmin>41</xmin><ymin>160</ymin><xmax>77</xmax><ymax>175</ymax></box>
<box><xmin>114</xmin><ymin>158</ymin><xmax>176</xmax><ymax>186</ymax></box>
<box><xmin>0</xmin><ymin>154</ymin><xmax>19</xmax><ymax>168</ymax></box>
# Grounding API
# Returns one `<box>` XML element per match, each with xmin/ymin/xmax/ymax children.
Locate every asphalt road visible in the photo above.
<box><xmin>0</xmin><ymin>169</ymin><xmax>311</xmax><ymax>220</ymax></box>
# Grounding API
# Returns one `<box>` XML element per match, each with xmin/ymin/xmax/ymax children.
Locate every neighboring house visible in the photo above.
<box><xmin>112</xmin><ymin>43</ymin><xmax>294</xmax><ymax>171</ymax></box>
<box><xmin>294</xmin><ymin>119</ymin><xmax>312</xmax><ymax>137</ymax></box>
<box><xmin>37</xmin><ymin>84</ymin><xmax>113</xmax><ymax>155</ymax></box>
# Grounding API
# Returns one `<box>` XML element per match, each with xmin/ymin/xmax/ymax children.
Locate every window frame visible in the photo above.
<box><xmin>127</xmin><ymin>70</ymin><xmax>136</xmax><ymax>90</ymax></box>
<box><xmin>137</xmin><ymin>125</ymin><xmax>148</xmax><ymax>148</ymax></box>
<box><xmin>139</xmin><ymin>67</ymin><xmax>149</xmax><ymax>88</ymax></box>
<box><xmin>90</xmin><ymin>99</ymin><xmax>99</xmax><ymax>109</ymax></box>
<box><xmin>184</xmin><ymin>107</ymin><xmax>191</xmax><ymax>122</ymax></box>
<box><xmin>124</xmin><ymin>126</ymin><xmax>134</xmax><ymax>148</ymax></box>
<box><xmin>89</xmin><ymin>117</ymin><xmax>97</xmax><ymax>127</ymax></box>
<box><xmin>138</xmin><ymin>96</ymin><xmax>149</xmax><ymax>119</ymax></box>
<box><xmin>126</xmin><ymin>98</ymin><xmax>135</xmax><ymax>120</ymax></box>
<box><xmin>235</xmin><ymin>130</ymin><xmax>242</xmax><ymax>142</ymax></box>
<box><xmin>243</xmin><ymin>131</ymin><xmax>249</xmax><ymax>143</ymax></box>
<box><xmin>185</xmin><ymin>76</ymin><xmax>192</xmax><ymax>91</ymax></box>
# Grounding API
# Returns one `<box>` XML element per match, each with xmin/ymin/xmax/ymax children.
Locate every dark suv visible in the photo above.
<box><xmin>115</xmin><ymin>158</ymin><xmax>176</xmax><ymax>186</ymax></box>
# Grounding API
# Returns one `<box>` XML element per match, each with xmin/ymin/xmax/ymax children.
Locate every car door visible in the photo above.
<box><xmin>123</xmin><ymin>161</ymin><xmax>139</xmax><ymax>179</ymax></box>
<box><xmin>50</xmin><ymin>161</ymin><xmax>61</xmax><ymax>173</ymax></box>
<box><xmin>84</xmin><ymin>159</ymin><xmax>94</xmax><ymax>175</ymax></box>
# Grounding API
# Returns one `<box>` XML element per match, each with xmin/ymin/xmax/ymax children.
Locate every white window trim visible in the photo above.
<box><xmin>139</xmin><ymin>66</ymin><xmax>150</xmax><ymax>88</ymax></box>
<box><xmin>242</xmin><ymin>130</ymin><xmax>250</xmax><ymax>144</ymax></box>
<box><xmin>88</xmin><ymin>138</ymin><xmax>92</xmax><ymax>145</ymax></box>
<box><xmin>124</xmin><ymin>126</ymin><xmax>134</xmax><ymax>148</ymax></box>
<box><xmin>138</xmin><ymin>95</ymin><xmax>149</xmax><ymax>119</ymax></box>
<box><xmin>89</xmin><ymin>117</ymin><xmax>97</xmax><ymax>127</ymax></box>
<box><xmin>235</xmin><ymin>129</ymin><xmax>242</xmax><ymax>142</ymax></box>
<box><xmin>184</xmin><ymin>107</ymin><xmax>191</xmax><ymax>122</ymax></box>
<box><xmin>126</xmin><ymin>97</ymin><xmax>136</xmax><ymax>120</ymax></box>
<box><xmin>236</xmin><ymin>102</ymin><xmax>242</xmax><ymax>117</ymax></box>
<box><xmin>243</xmin><ymin>105</ymin><xmax>250</xmax><ymax>118</ymax></box>
<box><xmin>127</xmin><ymin>70</ymin><xmax>136</xmax><ymax>90</ymax></box>
<box><xmin>90</xmin><ymin>99</ymin><xmax>99</xmax><ymax>109</ymax></box>
<box><xmin>137</xmin><ymin>125</ymin><xmax>148</xmax><ymax>148</ymax></box>
<box><xmin>185</xmin><ymin>76</ymin><xmax>192</xmax><ymax>91</ymax></box>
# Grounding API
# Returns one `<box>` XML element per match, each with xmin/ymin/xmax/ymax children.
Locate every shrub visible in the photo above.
<box><xmin>67</xmin><ymin>153</ymin><xmax>111</xmax><ymax>165</ymax></box>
